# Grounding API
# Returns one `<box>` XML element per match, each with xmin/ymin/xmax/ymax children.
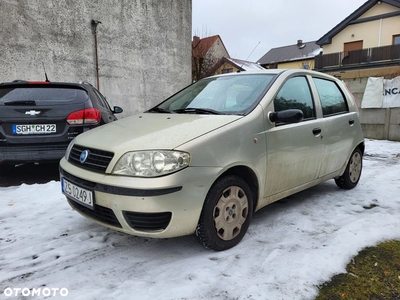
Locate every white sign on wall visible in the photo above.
<box><xmin>361</xmin><ymin>76</ymin><xmax>400</xmax><ymax>108</ymax></box>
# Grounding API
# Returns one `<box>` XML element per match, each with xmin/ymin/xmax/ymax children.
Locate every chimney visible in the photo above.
<box><xmin>297</xmin><ymin>39</ymin><xmax>306</xmax><ymax>49</ymax></box>
<box><xmin>193</xmin><ymin>36</ymin><xmax>200</xmax><ymax>47</ymax></box>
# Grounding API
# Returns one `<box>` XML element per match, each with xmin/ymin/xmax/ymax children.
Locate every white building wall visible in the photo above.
<box><xmin>322</xmin><ymin>2</ymin><xmax>400</xmax><ymax>54</ymax></box>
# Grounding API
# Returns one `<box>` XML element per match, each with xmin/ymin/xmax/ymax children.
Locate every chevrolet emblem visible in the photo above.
<box><xmin>25</xmin><ymin>110</ymin><xmax>41</xmax><ymax>116</ymax></box>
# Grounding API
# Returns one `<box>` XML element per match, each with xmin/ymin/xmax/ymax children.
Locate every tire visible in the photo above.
<box><xmin>0</xmin><ymin>164</ymin><xmax>14</xmax><ymax>176</ymax></box>
<box><xmin>195</xmin><ymin>175</ymin><xmax>253</xmax><ymax>251</ymax></box>
<box><xmin>335</xmin><ymin>148</ymin><xmax>363</xmax><ymax>189</ymax></box>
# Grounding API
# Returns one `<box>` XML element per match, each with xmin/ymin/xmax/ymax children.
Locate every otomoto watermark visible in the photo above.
<box><xmin>3</xmin><ymin>287</ymin><xmax>68</xmax><ymax>297</ymax></box>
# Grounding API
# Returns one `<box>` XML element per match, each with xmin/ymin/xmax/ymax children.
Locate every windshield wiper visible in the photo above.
<box><xmin>173</xmin><ymin>108</ymin><xmax>222</xmax><ymax>115</ymax></box>
<box><xmin>146</xmin><ymin>107</ymin><xmax>173</xmax><ymax>113</ymax></box>
<box><xmin>4</xmin><ymin>100</ymin><xmax>36</xmax><ymax>105</ymax></box>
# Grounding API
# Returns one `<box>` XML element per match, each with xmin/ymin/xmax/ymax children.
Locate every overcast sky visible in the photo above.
<box><xmin>192</xmin><ymin>0</ymin><xmax>368</xmax><ymax>62</ymax></box>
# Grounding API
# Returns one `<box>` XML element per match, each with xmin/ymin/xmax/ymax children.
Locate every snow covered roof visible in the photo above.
<box><xmin>227</xmin><ymin>58</ymin><xmax>265</xmax><ymax>71</ymax></box>
<box><xmin>209</xmin><ymin>57</ymin><xmax>264</xmax><ymax>75</ymax></box>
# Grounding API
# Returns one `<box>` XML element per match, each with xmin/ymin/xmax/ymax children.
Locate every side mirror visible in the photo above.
<box><xmin>113</xmin><ymin>106</ymin><xmax>123</xmax><ymax>114</ymax></box>
<box><xmin>269</xmin><ymin>109</ymin><xmax>303</xmax><ymax>124</ymax></box>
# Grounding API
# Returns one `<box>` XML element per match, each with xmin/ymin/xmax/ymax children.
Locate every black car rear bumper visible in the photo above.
<box><xmin>0</xmin><ymin>143</ymin><xmax>68</xmax><ymax>164</ymax></box>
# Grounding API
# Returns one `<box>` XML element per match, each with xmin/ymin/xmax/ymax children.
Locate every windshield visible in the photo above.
<box><xmin>151</xmin><ymin>74</ymin><xmax>276</xmax><ymax>115</ymax></box>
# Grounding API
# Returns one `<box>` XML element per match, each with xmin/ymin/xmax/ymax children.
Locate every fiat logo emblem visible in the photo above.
<box><xmin>79</xmin><ymin>150</ymin><xmax>90</xmax><ymax>163</ymax></box>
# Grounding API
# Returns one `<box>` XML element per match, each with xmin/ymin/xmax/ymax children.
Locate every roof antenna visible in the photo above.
<box><xmin>42</xmin><ymin>62</ymin><xmax>50</xmax><ymax>82</ymax></box>
<box><xmin>239</xmin><ymin>41</ymin><xmax>261</xmax><ymax>72</ymax></box>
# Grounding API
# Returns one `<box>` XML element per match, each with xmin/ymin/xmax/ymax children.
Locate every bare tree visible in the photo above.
<box><xmin>192</xmin><ymin>29</ymin><xmax>219</xmax><ymax>82</ymax></box>
<box><xmin>192</xmin><ymin>47</ymin><xmax>217</xmax><ymax>82</ymax></box>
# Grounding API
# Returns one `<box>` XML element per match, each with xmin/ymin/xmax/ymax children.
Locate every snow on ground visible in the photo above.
<box><xmin>1</xmin><ymin>139</ymin><xmax>399</xmax><ymax>300</ymax></box>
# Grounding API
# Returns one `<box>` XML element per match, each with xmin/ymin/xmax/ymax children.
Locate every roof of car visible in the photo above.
<box><xmin>209</xmin><ymin>68</ymin><xmax>337</xmax><ymax>79</ymax></box>
<box><xmin>209</xmin><ymin>69</ymin><xmax>284</xmax><ymax>77</ymax></box>
<box><xmin>0</xmin><ymin>80</ymin><xmax>95</xmax><ymax>90</ymax></box>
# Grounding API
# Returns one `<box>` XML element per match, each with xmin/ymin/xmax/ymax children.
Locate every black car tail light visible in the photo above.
<box><xmin>67</xmin><ymin>108</ymin><xmax>101</xmax><ymax>125</ymax></box>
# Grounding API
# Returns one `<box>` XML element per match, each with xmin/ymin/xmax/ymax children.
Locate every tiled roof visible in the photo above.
<box><xmin>192</xmin><ymin>35</ymin><xmax>220</xmax><ymax>57</ymax></box>
<box><xmin>257</xmin><ymin>41</ymin><xmax>322</xmax><ymax>65</ymax></box>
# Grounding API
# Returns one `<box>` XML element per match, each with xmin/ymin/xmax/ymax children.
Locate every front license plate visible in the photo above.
<box><xmin>61</xmin><ymin>178</ymin><xmax>94</xmax><ymax>209</ymax></box>
<box><xmin>12</xmin><ymin>124</ymin><xmax>56</xmax><ymax>135</ymax></box>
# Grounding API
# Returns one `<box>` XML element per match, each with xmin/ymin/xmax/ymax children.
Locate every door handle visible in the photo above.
<box><xmin>313</xmin><ymin>128</ymin><xmax>322</xmax><ymax>136</ymax></box>
<box><xmin>349</xmin><ymin>119</ymin><xmax>355</xmax><ymax>125</ymax></box>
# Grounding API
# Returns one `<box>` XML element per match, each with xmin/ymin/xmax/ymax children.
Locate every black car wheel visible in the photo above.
<box><xmin>195</xmin><ymin>175</ymin><xmax>253</xmax><ymax>251</ymax></box>
<box><xmin>335</xmin><ymin>148</ymin><xmax>363</xmax><ymax>189</ymax></box>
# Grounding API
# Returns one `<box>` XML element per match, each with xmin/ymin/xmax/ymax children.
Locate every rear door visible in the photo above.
<box><xmin>310</xmin><ymin>77</ymin><xmax>359</xmax><ymax>177</ymax></box>
<box><xmin>0</xmin><ymin>84</ymin><xmax>89</xmax><ymax>145</ymax></box>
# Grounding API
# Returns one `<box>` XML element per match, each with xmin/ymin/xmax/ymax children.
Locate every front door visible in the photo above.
<box><xmin>264</xmin><ymin>76</ymin><xmax>325</xmax><ymax>197</ymax></box>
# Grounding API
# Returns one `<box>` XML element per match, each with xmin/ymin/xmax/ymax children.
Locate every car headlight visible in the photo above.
<box><xmin>65</xmin><ymin>139</ymin><xmax>75</xmax><ymax>160</ymax></box>
<box><xmin>112</xmin><ymin>151</ymin><xmax>190</xmax><ymax>177</ymax></box>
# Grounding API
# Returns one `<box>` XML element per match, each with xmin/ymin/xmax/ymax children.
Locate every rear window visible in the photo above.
<box><xmin>0</xmin><ymin>87</ymin><xmax>88</xmax><ymax>103</ymax></box>
<box><xmin>312</xmin><ymin>78</ymin><xmax>348</xmax><ymax>116</ymax></box>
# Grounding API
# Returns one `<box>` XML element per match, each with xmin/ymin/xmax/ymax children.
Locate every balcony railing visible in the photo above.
<box><xmin>314</xmin><ymin>44</ymin><xmax>400</xmax><ymax>71</ymax></box>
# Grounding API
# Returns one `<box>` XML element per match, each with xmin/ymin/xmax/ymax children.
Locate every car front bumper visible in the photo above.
<box><xmin>59</xmin><ymin>157</ymin><xmax>220</xmax><ymax>238</ymax></box>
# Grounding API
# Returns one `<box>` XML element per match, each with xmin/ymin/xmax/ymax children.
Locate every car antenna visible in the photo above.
<box><xmin>42</xmin><ymin>62</ymin><xmax>50</xmax><ymax>82</ymax></box>
<box><xmin>238</xmin><ymin>41</ymin><xmax>261</xmax><ymax>72</ymax></box>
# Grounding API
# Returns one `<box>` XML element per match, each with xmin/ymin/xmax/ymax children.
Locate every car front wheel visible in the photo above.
<box><xmin>335</xmin><ymin>148</ymin><xmax>363</xmax><ymax>189</ymax></box>
<box><xmin>195</xmin><ymin>175</ymin><xmax>253</xmax><ymax>251</ymax></box>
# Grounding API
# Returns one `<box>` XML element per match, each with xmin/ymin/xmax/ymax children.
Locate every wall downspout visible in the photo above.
<box><xmin>378</xmin><ymin>18</ymin><xmax>382</xmax><ymax>46</ymax></box>
<box><xmin>91</xmin><ymin>20</ymin><xmax>101</xmax><ymax>91</ymax></box>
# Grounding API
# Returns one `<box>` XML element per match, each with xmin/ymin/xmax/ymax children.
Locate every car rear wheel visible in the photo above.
<box><xmin>335</xmin><ymin>148</ymin><xmax>363</xmax><ymax>189</ymax></box>
<box><xmin>195</xmin><ymin>175</ymin><xmax>253</xmax><ymax>251</ymax></box>
<box><xmin>0</xmin><ymin>164</ymin><xmax>14</xmax><ymax>176</ymax></box>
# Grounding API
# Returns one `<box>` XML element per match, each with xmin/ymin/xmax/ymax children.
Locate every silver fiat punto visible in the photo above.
<box><xmin>60</xmin><ymin>69</ymin><xmax>364</xmax><ymax>251</ymax></box>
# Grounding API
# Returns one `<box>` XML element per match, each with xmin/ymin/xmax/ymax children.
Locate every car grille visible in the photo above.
<box><xmin>69</xmin><ymin>144</ymin><xmax>114</xmax><ymax>173</ymax></box>
<box><xmin>123</xmin><ymin>211</ymin><xmax>172</xmax><ymax>231</ymax></box>
<box><xmin>68</xmin><ymin>199</ymin><xmax>122</xmax><ymax>228</ymax></box>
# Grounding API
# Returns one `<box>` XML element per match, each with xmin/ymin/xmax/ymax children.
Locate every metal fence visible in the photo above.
<box><xmin>315</xmin><ymin>44</ymin><xmax>400</xmax><ymax>70</ymax></box>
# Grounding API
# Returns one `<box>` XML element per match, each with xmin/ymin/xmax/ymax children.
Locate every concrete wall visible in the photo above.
<box><xmin>0</xmin><ymin>0</ymin><xmax>192</xmax><ymax>117</ymax></box>
<box><xmin>344</xmin><ymin>77</ymin><xmax>400</xmax><ymax>141</ymax></box>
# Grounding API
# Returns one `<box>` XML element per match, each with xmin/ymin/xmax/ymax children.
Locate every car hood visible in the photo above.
<box><xmin>74</xmin><ymin>113</ymin><xmax>241</xmax><ymax>152</ymax></box>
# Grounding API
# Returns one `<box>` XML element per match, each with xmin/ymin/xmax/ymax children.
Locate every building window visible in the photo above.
<box><xmin>393</xmin><ymin>35</ymin><xmax>400</xmax><ymax>45</ymax></box>
<box><xmin>222</xmin><ymin>68</ymin><xmax>233</xmax><ymax>74</ymax></box>
<box><xmin>302</xmin><ymin>62</ymin><xmax>310</xmax><ymax>69</ymax></box>
<box><xmin>268</xmin><ymin>63</ymin><xmax>278</xmax><ymax>69</ymax></box>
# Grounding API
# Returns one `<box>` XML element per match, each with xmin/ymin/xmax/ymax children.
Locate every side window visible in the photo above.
<box><xmin>274</xmin><ymin>76</ymin><xmax>315</xmax><ymax>120</ymax></box>
<box><xmin>313</xmin><ymin>78</ymin><xmax>348</xmax><ymax>117</ymax></box>
<box><xmin>93</xmin><ymin>89</ymin><xmax>112</xmax><ymax>111</ymax></box>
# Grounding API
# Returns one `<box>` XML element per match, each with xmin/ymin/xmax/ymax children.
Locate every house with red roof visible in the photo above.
<box><xmin>192</xmin><ymin>35</ymin><xmax>230</xmax><ymax>81</ymax></box>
